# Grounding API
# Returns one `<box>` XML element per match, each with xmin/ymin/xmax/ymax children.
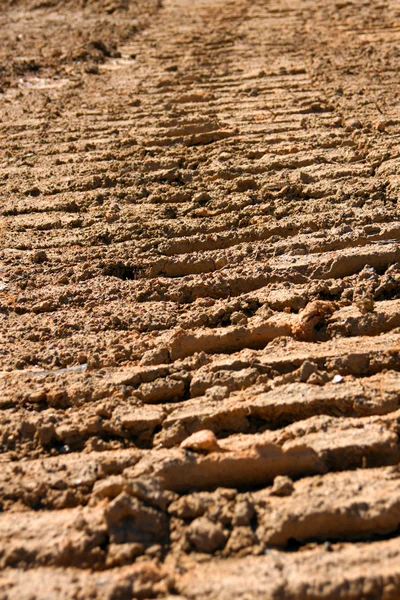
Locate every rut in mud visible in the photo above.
<box><xmin>1</xmin><ymin>0</ymin><xmax>400</xmax><ymax>597</ymax></box>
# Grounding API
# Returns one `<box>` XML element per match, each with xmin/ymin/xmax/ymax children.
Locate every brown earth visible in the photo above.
<box><xmin>1</xmin><ymin>0</ymin><xmax>400</xmax><ymax>597</ymax></box>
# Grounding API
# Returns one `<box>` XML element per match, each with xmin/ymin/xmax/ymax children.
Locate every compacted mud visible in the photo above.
<box><xmin>1</xmin><ymin>0</ymin><xmax>400</xmax><ymax>597</ymax></box>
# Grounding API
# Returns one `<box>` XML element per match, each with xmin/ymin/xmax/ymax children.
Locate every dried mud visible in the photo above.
<box><xmin>0</xmin><ymin>0</ymin><xmax>400</xmax><ymax>597</ymax></box>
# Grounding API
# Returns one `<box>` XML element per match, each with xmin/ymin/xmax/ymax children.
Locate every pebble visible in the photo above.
<box><xmin>230</xmin><ymin>311</ymin><xmax>248</xmax><ymax>325</ymax></box>
<box><xmin>31</xmin><ymin>250</ymin><xmax>47</xmax><ymax>264</ymax></box>
<box><xmin>205</xmin><ymin>385</ymin><xmax>229</xmax><ymax>401</ymax></box>
<box><xmin>376</xmin><ymin>120</ymin><xmax>388</xmax><ymax>132</ymax></box>
<box><xmin>180</xmin><ymin>429</ymin><xmax>221</xmax><ymax>453</ymax></box>
<box><xmin>187</xmin><ymin>517</ymin><xmax>227</xmax><ymax>553</ymax></box>
<box><xmin>347</xmin><ymin>119</ymin><xmax>362</xmax><ymax>130</ymax></box>
<box><xmin>271</xmin><ymin>475</ymin><xmax>294</xmax><ymax>497</ymax></box>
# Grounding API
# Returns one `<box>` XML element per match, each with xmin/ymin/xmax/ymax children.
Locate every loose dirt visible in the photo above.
<box><xmin>1</xmin><ymin>0</ymin><xmax>400</xmax><ymax>597</ymax></box>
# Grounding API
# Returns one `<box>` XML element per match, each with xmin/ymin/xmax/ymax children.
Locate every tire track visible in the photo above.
<box><xmin>1</xmin><ymin>0</ymin><xmax>400</xmax><ymax>597</ymax></box>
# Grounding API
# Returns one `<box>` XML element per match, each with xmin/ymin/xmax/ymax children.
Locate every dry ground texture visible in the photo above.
<box><xmin>1</xmin><ymin>0</ymin><xmax>400</xmax><ymax>597</ymax></box>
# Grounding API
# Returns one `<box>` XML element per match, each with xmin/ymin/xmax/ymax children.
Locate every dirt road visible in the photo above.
<box><xmin>1</xmin><ymin>0</ymin><xmax>400</xmax><ymax>597</ymax></box>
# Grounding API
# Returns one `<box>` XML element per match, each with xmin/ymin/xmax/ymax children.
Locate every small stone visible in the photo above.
<box><xmin>205</xmin><ymin>385</ymin><xmax>229</xmax><ymax>401</ymax></box>
<box><xmin>233</xmin><ymin>500</ymin><xmax>254</xmax><ymax>526</ymax></box>
<box><xmin>225</xmin><ymin>526</ymin><xmax>257</xmax><ymax>553</ymax></box>
<box><xmin>376</xmin><ymin>120</ymin><xmax>388</xmax><ymax>132</ymax></box>
<box><xmin>105</xmin><ymin>212</ymin><xmax>119</xmax><ymax>223</ymax></box>
<box><xmin>230</xmin><ymin>311</ymin><xmax>248</xmax><ymax>325</ymax></box>
<box><xmin>332</xmin><ymin>374</ymin><xmax>343</xmax><ymax>384</ymax></box>
<box><xmin>347</xmin><ymin>119</ymin><xmax>362</xmax><ymax>130</ymax></box>
<box><xmin>356</xmin><ymin>296</ymin><xmax>374</xmax><ymax>314</ymax></box>
<box><xmin>193</xmin><ymin>192</ymin><xmax>211</xmax><ymax>205</ymax></box>
<box><xmin>31</xmin><ymin>250</ymin><xmax>47</xmax><ymax>264</ymax></box>
<box><xmin>37</xmin><ymin>423</ymin><xmax>56</xmax><ymax>446</ymax></box>
<box><xmin>180</xmin><ymin>429</ymin><xmax>221</xmax><ymax>453</ymax></box>
<box><xmin>32</xmin><ymin>300</ymin><xmax>56</xmax><ymax>314</ymax></box>
<box><xmin>85</xmin><ymin>62</ymin><xmax>99</xmax><ymax>75</ymax></box>
<box><xmin>140</xmin><ymin>347</ymin><xmax>170</xmax><ymax>366</ymax></box>
<box><xmin>292</xmin><ymin>300</ymin><xmax>335</xmax><ymax>341</ymax></box>
<box><xmin>298</xmin><ymin>360</ymin><xmax>317</xmax><ymax>382</ymax></box>
<box><xmin>308</xmin><ymin>372</ymin><xmax>326</xmax><ymax>386</ymax></box>
<box><xmin>93</xmin><ymin>475</ymin><xmax>125</xmax><ymax>499</ymax></box>
<box><xmin>187</xmin><ymin>517</ymin><xmax>228</xmax><ymax>553</ymax></box>
<box><xmin>106</xmin><ymin>542</ymin><xmax>144</xmax><ymax>567</ymax></box>
<box><xmin>236</xmin><ymin>177</ymin><xmax>258</xmax><ymax>192</ymax></box>
<box><xmin>271</xmin><ymin>475</ymin><xmax>294</xmax><ymax>497</ymax></box>
<box><xmin>332</xmin><ymin>116</ymin><xmax>344</xmax><ymax>127</ymax></box>
<box><xmin>29</xmin><ymin>390</ymin><xmax>47</xmax><ymax>403</ymax></box>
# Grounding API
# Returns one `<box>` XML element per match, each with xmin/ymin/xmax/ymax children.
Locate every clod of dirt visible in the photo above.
<box><xmin>104</xmin><ymin>492</ymin><xmax>168</xmax><ymax>546</ymax></box>
<box><xmin>225</xmin><ymin>526</ymin><xmax>258</xmax><ymax>554</ymax></box>
<box><xmin>356</xmin><ymin>295</ymin><xmax>375</xmax><ymax>314</ymax></box>
<box><xmin>292</xmin><ymin>301</ymin><xmax>336</xmax><ymax>340</ymax></box>
<box><xmin>232</xmin><ymin>500</ymin><xmax>254</xmax><ymax>527</ymax></box>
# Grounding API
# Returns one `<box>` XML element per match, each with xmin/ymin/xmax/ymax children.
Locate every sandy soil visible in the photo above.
<box><xmin>1</xmin><ymin>0</ymin><xmax>400</xmax><ymax>597</ymax></box>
